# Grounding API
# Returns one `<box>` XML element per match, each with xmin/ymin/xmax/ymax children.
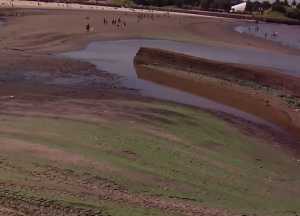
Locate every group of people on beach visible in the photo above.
<box><xmin>84</xmin><ymin>10</ymin><xmax>171</xmax><ymax>33</ymax></box>
<box><xmin>105</xmin><ymin>16</ymin><xmax>127</xmax><ymax>28</ymax></box>
<box><xmin>136</xmin><ymin>11</ymin><xmax>171</xmax><ymax>23</ymax></box>
<box><xmin>85</xmin><ymin>15</ymin><xmax>128</xmax><ymax>32</ymax></box>
<box><xmin>247</xmin><ymin>23</ymin><xmax>279</xmax><ymax>40</ymax></box>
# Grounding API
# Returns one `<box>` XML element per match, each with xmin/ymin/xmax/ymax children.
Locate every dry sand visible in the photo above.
<box><xmin>1</xmin><ymin>1</ymin><xmax>299</xmax><ymax>54</ymax></box>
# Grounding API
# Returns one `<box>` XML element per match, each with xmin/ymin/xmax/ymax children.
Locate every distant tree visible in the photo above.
<box><xmin>245</xmin><ymin>0</ymin><xmax>253</xmax><ymax>12</ymax></box>
<box><xmin>200</xmin><ymin>0</ymin><xmax>212</xmax><ymax>10</ymax></box>
<box><xmin>133</xmin><ymin>0</ymin><xmax>272</xmax><ymax>11</ymax></box>
<box><xmin>261</xmin><ymin>1</ymin><xmax>271</xmax><ymax>10</ymax></box>
<box><xmin>253</xmin><ymin>1</ymin><xmax>262</xmax><ymax>10</ymax></box>
<box><xmin>286</xmin><ymin>8</ymin><xmax>300</xmax><ymax>19</ymax></box>
<box><xmin>283</xmin><ymin>0</ymin><xmax>289</xmax><ymax>6</ymax></box>
<box><xmin>274</xmin><ymin>0</ymin><xmax>280</xmax><ymax>4</ymax></box>
<box><xmin>209</xmin><ymin>0</ymin><xmax>231</xmax><ymax>11</ymax></box>
<box><xmin>292</xmin><ymin>0</ymin><xmax>297</xmax><ymax>7</ymax></box>
<box><xmin>175</xmin><ymin>0</ymin><xmax>184</xmax><ymax>7</ymax></box>
<box><xmin>246</xmin><ymin>1</ymin><xmax>264</xmax><ymax>12</ymax></box>
<box><xmin>272</xmin><ymin>0</ymin><xmax>286</xmax><ymax>13</ymax></box>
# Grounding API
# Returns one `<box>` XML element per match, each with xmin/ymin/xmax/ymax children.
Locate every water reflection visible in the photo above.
<box><xmin>62</xmin><ymin>39</ymin><xmax>300</xmax><ymax>126</ymax></box>
<box><xmin>235</xmin><ymin>22</ymin><xmax>300</xmax><ymax>49</ymax></box>
<box><xmin>135</xmin><ymin>64</ymin><xmax>291</xmax><ymax>132</ymax></box>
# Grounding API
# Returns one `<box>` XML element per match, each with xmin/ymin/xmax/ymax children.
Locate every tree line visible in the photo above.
<box><xmin>133</xmin><ymin>0</ymin><xmax>233</xmax><ymax>10</ymax></box>
<box><xmin>132</xmin><ymin>0</ymin><xmax>300</xmax><ymax>17</ymax></box>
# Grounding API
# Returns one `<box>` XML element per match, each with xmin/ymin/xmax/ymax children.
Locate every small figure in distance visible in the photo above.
<box><xmin>86</xmin><ymin>23</ymin><xmax>90</xmax><ymax>32</ymax></box>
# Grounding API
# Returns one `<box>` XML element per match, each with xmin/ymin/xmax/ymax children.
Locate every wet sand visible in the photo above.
<box><xmin>134</xmin><ymin>47</ymin><xmax>300</xmax><ymax>137</ymax></box>
<box><xmin>1</xmin><ymin>6</ymin><xmax>300</xmax><ymax>216</ymax></box>
<box><xmin>0</xmin><ymin>7</ymin><xmax>298</xmax><ymax>135</ymax></box>
<box><xmin>1</xmin><ymin>7</ymin><xmax>299</xmax><ymax>54</ymax></box>
<box><xmin>235</xmin><ymin>22</ymin><xmax>300</xmax><ymax>49</ymax></box>
<box><xmin>63</xmin><ymin>39</ymin><xmax>300</xmax><ymax>127</ymax></box>
<box><xmin>0</xmin><ymin>8</ymin><xmax>294</xmax><ymax>88</ymax></box>
<box><xmin>0</xmin><ymin>8</ymin><xmax>299</xmax><ymax>136</ymax></box>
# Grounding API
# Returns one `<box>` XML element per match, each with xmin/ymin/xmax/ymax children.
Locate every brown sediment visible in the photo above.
<box><xmin>0</xmin><ymin>8</ymin><xmax>300</xmax><ymax>215</ymax></box>
<box><xmin>0</xmin><ymin>8</ymin><xmax>299</xmax><ymax>146</ymax></box>
<box><xmin>135</xmin><ymin>47</ymin><xmax>300</xmax><ymax>97</ymax></box>
<box><xmin>134</xmin><ymin>47</ymin><xmax>300</xmax><ymax>136</ymax></box>
<box><xmin>0</xmin><ymin>8</ymin><xmax>299</xmax><ymax>145</ymax></box>
<box><xmin>1</xmin><ymin>8</ymin><xmax>299</xmax><ymax>55</ymax></box>
<box><xmin>0</xmin><ymin>8</ymin><xmax>297</xmax><ymax>105</ymax></box>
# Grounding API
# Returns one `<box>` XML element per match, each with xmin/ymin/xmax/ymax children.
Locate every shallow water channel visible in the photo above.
<box><xmin>235</xmin><ymin>22</ymin><xmax>300</xmax><ymax>50</ymax></box>
<box><xmin>63</xmin><ymin>39</ymin><xmax>300</xmax><ymax>126</ymax></box>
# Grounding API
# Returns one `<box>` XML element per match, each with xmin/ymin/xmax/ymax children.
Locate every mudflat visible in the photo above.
<box><xmin>0</xmin><ymin>6</ymin><xmax>300</xmax><ymax>216</ymax></box>
<box><xmin>134</xmin><ymin>47</ymin><xmax>300</xmax><ymax>136</ymax></box>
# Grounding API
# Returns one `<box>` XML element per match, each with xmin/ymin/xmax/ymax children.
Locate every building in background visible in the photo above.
<box><xmin>230</xmin><ymin>1</ymin><xmax>247</xmax><ymax>12</ymax></box>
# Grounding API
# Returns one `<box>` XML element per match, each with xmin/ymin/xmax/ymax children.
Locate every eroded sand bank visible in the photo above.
<box><xmin>134</xmin><ymin>47</ymin><xmax>300</xmax><ymax>137</ymax></box>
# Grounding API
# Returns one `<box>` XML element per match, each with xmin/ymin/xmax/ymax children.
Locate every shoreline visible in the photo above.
<box><xmin>0</xmin><ymin>7</ymin><xmax>300</xmax><ymax>216</ymax></box>
<box><xmin>1</xmin><ymin>6</ymin><xmax>300</xmax><ymax>54</ymax></box>
<box><xmin>134</xmin><ymin>47</ymin><xmax>300</xmax><ymax>149</ymax></box>
<box><xmin>0</xmin><ymin>8</ymin><xmax>299</xmax><ymax>137</ymax></box>
<box><xmin>3</xmin><ymin>0</ymin><xmax>300</xmax><ymax>25</ymax></box>
<box><xmin>0</xmin><ymin>7</ymin><xmax>299</xmax><ymax>153</ymax></box>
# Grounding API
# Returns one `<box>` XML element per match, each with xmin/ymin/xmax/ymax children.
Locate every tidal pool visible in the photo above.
<box><xmin>62</xmin><ymin>39</ymin><xmax>300</xmax><ymax>126</ymax></box>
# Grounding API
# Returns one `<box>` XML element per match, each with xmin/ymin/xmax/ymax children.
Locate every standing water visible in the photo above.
<box><xmin>235</xmin><ymin>22</ymin><xmax>300</xmax><ymax>49</ymax></box>
<box><xmin>62</xmin><ymin>39</ymin><xmax>300</xmax><ymax>126</ymax></box>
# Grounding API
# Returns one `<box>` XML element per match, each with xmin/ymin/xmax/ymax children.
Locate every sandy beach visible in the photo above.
<box><xmin>0</xmin><ymin>3</ymin><xmax>300</xmax><ymax>216</ymax></box>
<box><xmin>0</xmin><ymin>2</ymin><xmax>297</xmax><ymax>101</ymax></box>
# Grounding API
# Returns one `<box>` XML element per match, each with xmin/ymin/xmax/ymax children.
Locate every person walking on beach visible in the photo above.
<box><xmin>272</xmin><ymin>31</ymin><xmax>278</xmax><ymax>39</ymax></box>
<box><xmin>86</xmin><ymin>23</ymin><xmax>90</xmax><ymax>32</ymax></box>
